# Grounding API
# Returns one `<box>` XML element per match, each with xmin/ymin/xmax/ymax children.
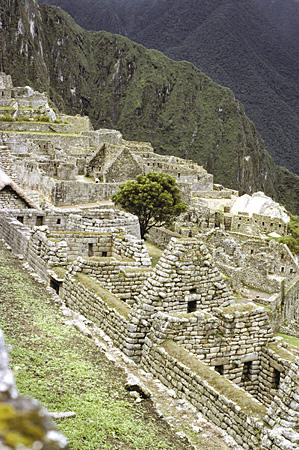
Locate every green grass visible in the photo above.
<box><xmin>162</xmin><ymin>341</ymin><xmax>267</xmax><ymax>420</ymax></box>
<box><xmin>145</xmin><ymin>242</ymin><xmax>163</xmax><ymax>267</ymax></box>
<box><xmin>0</xmin><ymin>243</ymin><xmax>191</xmax><ymax>449</ymax></box>
<box><xmin>268</xmin><ymin>343</ymin><xmax>296</xmax><ymax>362</ymax></box>
<box><xmin>51</xmin><ymin>266</ymin><xmax>67</xmax><ymax>279</ymax></box>
<box><xmin>276</xmin><ymin>333</ymin><xmax>299</xmax><ymax>349</ymax></box>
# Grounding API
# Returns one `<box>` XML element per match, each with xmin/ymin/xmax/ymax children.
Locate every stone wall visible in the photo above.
<box><xmin>203</xmin><ymin>229</ymin><xmax>297</xmax><ymax>293</ymax></box>
<box><xmin>66</xmin><ymin>257</ymin><xmax>151</xmax><ymax>307</ymax></box>
<box><xmin>141</xmin><ymin>340</ymin><xmax>267</xmax><ymax>449</ymax></box>
<box><xmin>281</xmin><ymin>277</ymin><xmax>299</xmax><ymax>335</ymax></box>
<box><xmin>147</xmin><ymin>226</ymin><xmax>181</xmax><ymax>249</ymax></box>
<box><xmin>0</xmin><ymin>213</ymin><xmax>31</xmax><ymax>257</ymax></box>
<box><xmin>8</xmin><ymin>208</ymin><xmax>141</xmax><ymax>239</ymax></box>
<box><xmin>62</xmin><ymin>272</ymin><xmax>135</xmax><ymax>356</ymax></box>
<box><xmin>125</xmin><ymin>237</ymin><xmax>233</xmax><ymax>362</ymax></box>
<box><xmin>0</xmin><ymin>214</ymin><xmax>67</xmax><ymax>280</ymax></box>
<box><xmin>261</xmin><ymin>356</ymin><xmax>299</xmax><ymax>449</ymax></box>
<box><xmin>231</xmin><ymin>212</ymin><xmax>288</xmax><ymax>236</ymax></box>
<box><xmin>49</xmin><ymin>231</ymin><xmax>113</xmax><ymax>259</ymax></box>
<box><xmin>257</xmin><ymin>342</ymin><xmax>297</xmax><ymax>407</ymax></box>
<box><xmin>0</xmin><ymin>186</ymin><xmax>30</xmax><ymax>209</ymax></box>
<box><xmin>146</xmin><ymin>303</ymin><xmax>273</xmax><ymax>395</ymax></box>
<box><xmin>112</xmin><ymin>233</ymin><xmax>151</xmax><ymax>266</ymax></box>
<box><xmin>273</xmin><ymin>276</ymin><xmax>299</xmax><ymax>337</ymax></box>
<box><xmin>53</xmin><ymin>181</ymin><xmax>121</xmax><ymax>206</ymax></box>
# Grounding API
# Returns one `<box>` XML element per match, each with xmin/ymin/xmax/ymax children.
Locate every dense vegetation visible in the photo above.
<box><xmin>39</xmin><ymin>0</ymin><xmax>299</xmax><ymax>176</ymax></box>
<box><xmin>1</xmin><ymin>0</ymin><xmax>298</xmax><ymax>213</ymax></box>
<box><xmin>277</xmin><ymin>215</ymin><xmax>299</xmax><ymax>255</ymax></box>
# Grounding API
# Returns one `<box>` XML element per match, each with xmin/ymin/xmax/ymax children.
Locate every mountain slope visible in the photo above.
<box><xmin>38</xmin><ymin>0</ymin><xmax>299</xmax><ymax>176</ymax></box>
<box><xmin>1</xmin><ymin>0</ymin><xmax>298</xmax><ymax>213</ymax></box>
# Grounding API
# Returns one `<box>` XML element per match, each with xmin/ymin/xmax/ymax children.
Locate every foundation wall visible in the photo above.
<box><xmin>141</xmin><ymin>341</ymin><xmax>266</xmax><ymax>449</ymax></box>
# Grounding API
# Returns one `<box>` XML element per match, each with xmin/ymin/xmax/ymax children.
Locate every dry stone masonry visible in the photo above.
<box><xmin>0</xmin><ymin>73</ymin><xmax>298</xmax><ymax>449</ymax></box>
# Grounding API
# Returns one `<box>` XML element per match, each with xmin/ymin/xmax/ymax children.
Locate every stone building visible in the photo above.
<box><xmin>0</xmin><ymin>168</ymin><xmax>37</xmax><ymax>209</ymax></box>
<box><xmin>0</xmin><ymin>73</ymin><xmax>298</xmax><ymax>450</ymax></box>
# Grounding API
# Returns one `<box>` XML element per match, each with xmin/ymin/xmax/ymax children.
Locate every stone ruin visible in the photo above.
<box><xmin>0</xmin><ymin>73</ymin><xmax>298</xmax><ymax>449</ymax></box>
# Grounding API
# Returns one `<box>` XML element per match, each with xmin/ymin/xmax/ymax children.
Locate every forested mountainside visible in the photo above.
<box><xmin>253</xmin><ymin>0</ymin><xmax>299</xmax><ymax>60</ymax></box>
<box><xmin>1</xmin><ymin>0</ymin><xmax>298</xmax><ymax>213</ymax></box>
<box><xmin>38</xmin><ymin>0</ymin><xmax>299</xmax><ymax>176</ymax></box>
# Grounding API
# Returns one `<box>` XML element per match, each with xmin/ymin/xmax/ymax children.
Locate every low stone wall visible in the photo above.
<box><xmin>50</xmin><ymin>231</ymin><xmax>113</xmax><ymax>259</ymax></box>
<box><xmin>53</xmin><ymin>181</ymin><xmax>121</xmax><ymax>206</ymax></box>
<box><xmin>113</xmin><ymin>233</ymin><xmax>151</xmax><ymax>266</ymax></box>
<box><xmin>141</xmin><ymin>340</ymin><xmax>267</xmax><ymax>449</ymax></box>
<box><xmin>0</xmin><ymin>214</ymin><xmax>67</xmax><ymax>280</ymax></box>
<box><xmin>8</xmin><ymin>208</ymin><xmax>141</xmax><ymax>239</ymax></box>
<box><xmin>62</xmin><ymin>272</ymin><xmax>137</xmax><ymax>357</ymax></box>
<box><xmin>0</xmin><ymin>213</ymin><xmax>30</xmax><ymax>257</ymax></box>
<box><xmin>147</xmin><ymin>226</ymin><xmax>181</xmax><ymax>249</ymax></box>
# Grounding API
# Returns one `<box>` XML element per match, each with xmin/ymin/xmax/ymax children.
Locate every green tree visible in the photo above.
<box><xmin>111</xmin><ymin>172</ymin><xmax>188</xmax><ymax>239</ymax></box>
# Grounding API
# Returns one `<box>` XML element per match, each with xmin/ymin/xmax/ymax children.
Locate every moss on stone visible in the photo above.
<box><xmin>268</xmin><ymin>343</ymin><xmax>297</xmax><ymax>362</ymax></box>
<box><xmin>162</xmin><ymin>340</ymin><xmax>267</xmax><ymax>420</ymax></box>
<box><xmin>76</xmin><ymin>273</ymin><xmax>130</xmax><ymax>318</ymax></box>
<box><xmin>0</xmin><ymin>403</ymin><xmax>45</xmax><ymax>448</ymax></box>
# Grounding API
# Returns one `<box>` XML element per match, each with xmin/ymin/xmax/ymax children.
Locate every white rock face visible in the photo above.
<box><xmin>231</xmin><ymin>192</ymin><xmax>290</xmax><ymax>223</ymax></box>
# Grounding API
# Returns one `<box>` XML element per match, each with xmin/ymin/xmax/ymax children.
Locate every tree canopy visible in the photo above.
<box><xmin>111</xmin><ymin>172</ymin><xmax>188</xmax><ymax>239</ymax></box>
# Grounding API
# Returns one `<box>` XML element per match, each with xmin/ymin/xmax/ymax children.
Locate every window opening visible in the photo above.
<box><xmin>88</xmin><ymin>243</ymin><xmax>94</xmax><ymax>257</ymax></box>
<box><xmin>273</xmin><ymin>368</ymin><xmax>280</xmax><ymax>389</ymax></box>
<box><xmin>36</xmin><ymin>216</ymin><xmax>44</xmax><ymax>226</ymax></box>
<box><xmin>187</xmin><ymin>300</ymin><xmax>197</xmax><ymax>313</ymax></box>
<box><xmin>50</xmin><ymin>278</ymin><xmax>61</xmax><ymax>295</ymax></box>
<box><xmin>241</xmin><ymin>361</ymin><xmax>252</xmax><ymax>382</ymax></box>
<box><xmin>215</xmin><ymin>365</ymin><xmax>224</xmax><ymax>375</ymax></box>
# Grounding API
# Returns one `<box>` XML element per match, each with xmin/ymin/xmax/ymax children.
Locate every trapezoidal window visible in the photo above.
<box><xmin>50</xmin><ymin>278</ymin><xmax>62</xmax><ymax>295</ymax></box>
<box><xmin>273</xmin><ymin>368</ymin><xmax>281</xmax><ymax>390</ymax></box>
<box><xmin>101</xmin><ymin>251</ymin><xmax>108</xmax><ymax>257</ymax></box>
<box><xmin>88</xmin><ymin>243</ymin><xmax>94</xmax><ymax>257</ymax></box>
<box><xmin>215</xmin><ymin>365</ymin><xmax>224</xmax><ymax>375</ymax></box>
<box><xmin>56</xmin><ymin>218</ymin><xmax>61</xmax><ymax>225</ymax></box>
<box><xmin>241</xmin><ymin>361</ymin><xmax>252</xmax><ymax>382</ymax></box>
<box><xmin>187</xmin><ymin>300</ymin><xmax>197</xmax><ymax>313</ymax></box>
<box><xmin>36</xmin><ymin>216</ymin><xmax>44</xmax><ymax>226</ymax></box>
<box><xmin>17</xmin><ymin>216</ymin><xmax>24</xmax><ymax>224</ymax></box>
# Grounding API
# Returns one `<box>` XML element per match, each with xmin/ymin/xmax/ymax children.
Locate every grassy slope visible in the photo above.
<box><xmin>1</xmin><ymin>0</ymin><xmax>298</xmax><ymax>214</ymax></box>
<box><xmin>0</xmin><ymin>242</ymin><xmax>191</xmax><ymax>450</ymax></box>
